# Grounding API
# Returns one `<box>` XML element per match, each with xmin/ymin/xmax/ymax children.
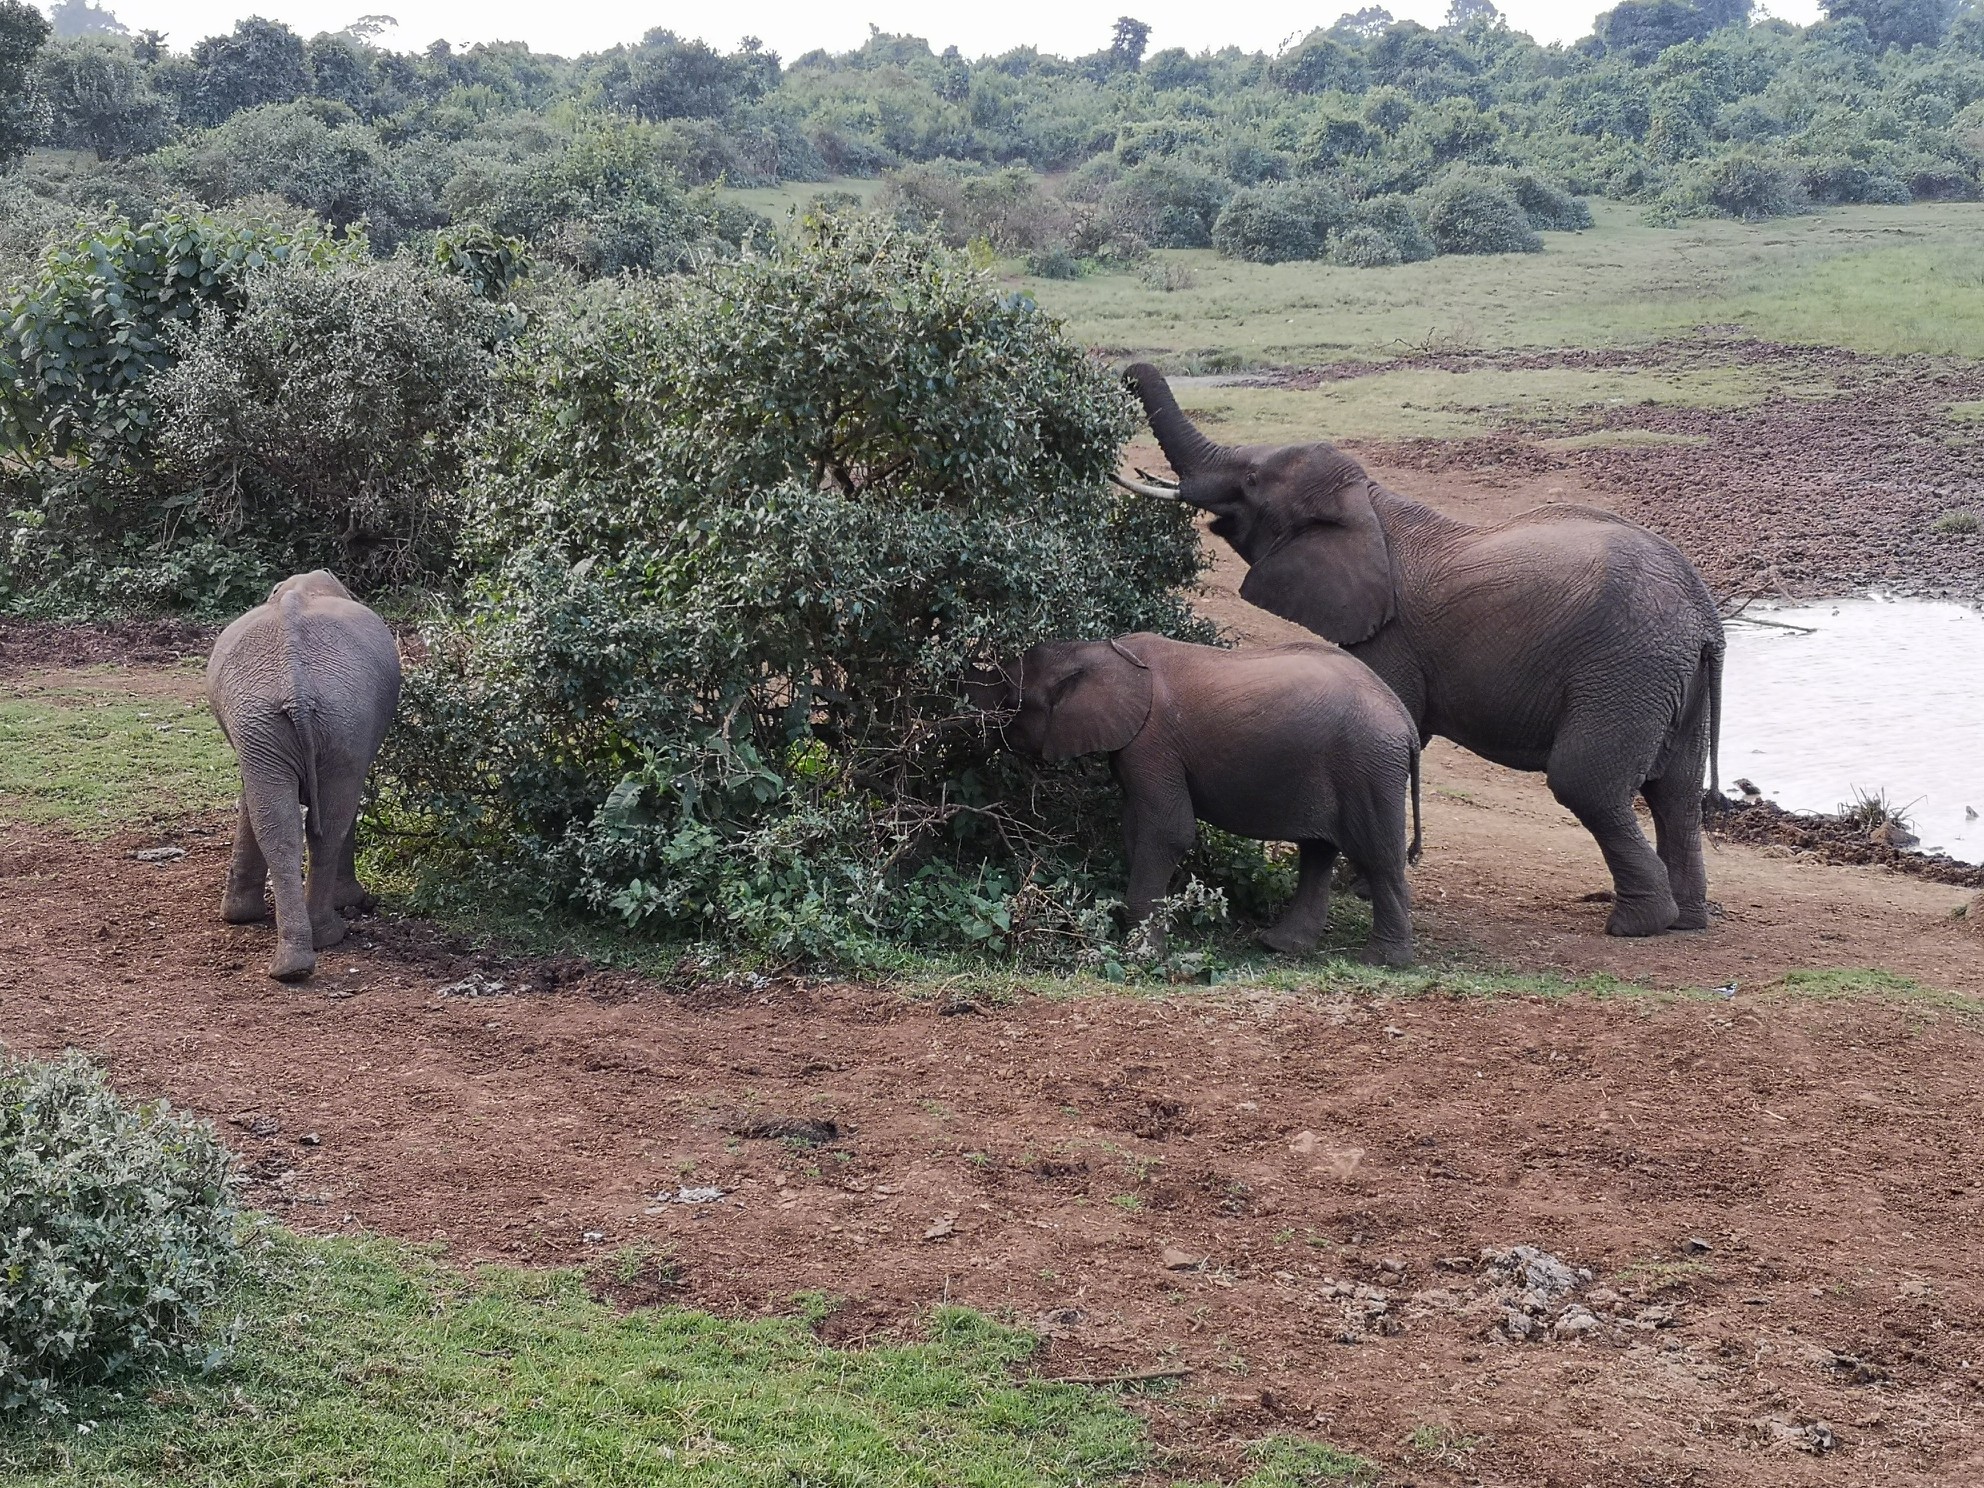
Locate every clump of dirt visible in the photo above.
<box><xmin>1709</xmin><ymin>797</ymin><xmax>1984</xmax><ymax>887</ymax></box>
<box><xmin>0</xmin><ymin>617</ymin><xmax>216</xmax><ymax>673</ymax></box>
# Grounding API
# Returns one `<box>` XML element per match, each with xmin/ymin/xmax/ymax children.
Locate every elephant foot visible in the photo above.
<box><xmin>1606</xmin><ymin>891</ymin><xmax>1680</xmax><ymax>938</ymax></box>
<box><xmin>222</xmin><ymin>892</ymin><xmax>270</xmax><ymax>925</ymax></box>
<box><xmin>269</xmin><ymin>942</ymin><xmax>316</xmax><ymax>982</ymax></box>
<box><xmin>1669</xmin><ymin>901</ymin><xmax>1710</xmax><ymax>932</ymax></box>
<box><xmin>1357</xmin><ymin>940</ymin><xmax>1415</xmax><ymax>969</ymax></box>
<box><xmin>335</xmin><ymin>882</ymin><xmax>378</xmax><ymax>915</ymax></box>
<box><xmin>1258</xmin><ymin>921</ymin><xmax>1323</xmax><ymax>956</ymax></box>
<box><xmin>311</xmin><ymin>913</ymin><xmax>350</xmax><ymax>951</ymax></box>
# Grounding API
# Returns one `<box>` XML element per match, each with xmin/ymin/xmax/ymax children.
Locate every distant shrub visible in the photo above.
<box><xmin>1211</xmin><ymin>180</ymin><xmax>1350</xmax><ymax>263</ymax></box>
<box><xmin>1932</xmin><ymin>508</ymin><xmax>1980</xmax><ymax>534</ymax></box>
<box><xmin>1802</xmin><ymin>160</ymin><xmax>1913</xmax><ymax>205</ymax></box>
<box><xmin>1347</xmin><ymin>194</ymin><xmax>1436</xmax><ymax>262</ymax></box>
<box><xmin>1419</xmin><ymin>174</ymin><xmax>1542</xmax><ymax>255</ymax></box>
<box><xmin>1100</xmin><ymin>158</ymin><xmax>1231</xmax><ymax>248</ymax></box>
<box><xmin>1500</xmin><ymin>170</ymin><xmax>1594</xmax><ymax>231</ymax></box>
<box><xmin>1702</xmin><ymin>155</ymin><xmax>1805</xmax><ymax>220</ymax></box>
<box><xmin>0</xmin><ymin>1051</ymin><xmax>241</xmax><ymax>1420</ymax></box>
<box><xmin>1330</xmin><ymin>224</ymin><xmax>1404</xmax><ymax>267</ymax></box>
<box><xmin>1137</xmin><ymin>257</ymin><xmax>1197</xmax><ymax>291</ymax></box>
<box><xmin>1212</xmin><ymin>184</ymin><xmax>1322</xmax><ymax>262</ymax></box>
<box><xmin>1026</xmin><ymin>246</ymin><xmax>1083</xmax><ymax>277</ymax></box>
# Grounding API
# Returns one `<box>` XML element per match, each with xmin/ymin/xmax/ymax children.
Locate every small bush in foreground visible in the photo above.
<box><xmin>1931</xmin><ymin>508</ymin><xmax>1979</xmax><ymax>534</ymax></box>
<box><xmin>0</xmin><ymin>1051</ymin><xmax>240</xmax><ymax>1420</ymax></box>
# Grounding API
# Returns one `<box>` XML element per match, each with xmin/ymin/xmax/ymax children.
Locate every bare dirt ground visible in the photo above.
<box><xmin>6</xmin><ymin>444</ymin><xmax>1983</xmax><ymax>1484</ymax></box>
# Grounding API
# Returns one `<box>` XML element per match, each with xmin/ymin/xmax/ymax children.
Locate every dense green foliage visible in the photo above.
<box><xmin>0</xmin><ymin>211</ymin><xmax>504</xmax><ymax>612</ymax></box>
<box><xmin>0</xmin><ymin>1051</ymin><xmax>240</xmax><ymax>1420</ymax></box>
<box><xmin>5</xmin><ymin>4</ymin><xmax>1984</xmax><ymax>285</ymax></box>
<box><xmin>376</xmin><ymin>216</ymin><xmax>1219</xmax><ymax>965</ymax></box>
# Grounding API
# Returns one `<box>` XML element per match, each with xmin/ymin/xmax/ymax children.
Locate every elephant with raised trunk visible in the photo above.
<box><xmin>207</xmin><ymin>571</ymin><xmax>401</xmax><ymax>981</ymax></box>
<box><xmin>972</xmin><ymin>633</ymin><xmax>1423</xmax><ymax>966</ymax></box>
<box><xmin>1116</xmin><ymin>364</ymin><xmax>1724</xmax><ymax>938</ymax></box>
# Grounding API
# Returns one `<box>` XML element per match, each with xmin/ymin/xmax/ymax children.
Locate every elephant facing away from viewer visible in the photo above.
<box><xmin>972</xmin><ymin>633</ymin><xmax>1423</xmax><ymax>966</ymax></box>
<box><xmin>1117</xmin><ymin>364</ymin><xmax>1724</xmax><ymax>939</ymax></box>
<box><xmin>206</xmin><ymin>570</ymin><xmax>401</xmax><ymax>981</ymax></box>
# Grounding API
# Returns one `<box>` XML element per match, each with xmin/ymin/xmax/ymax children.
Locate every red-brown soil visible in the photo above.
<box><xmin>6</xmin><ymin>406</ymin><xmax>1983</xmax><ymax>1484</ymax></box>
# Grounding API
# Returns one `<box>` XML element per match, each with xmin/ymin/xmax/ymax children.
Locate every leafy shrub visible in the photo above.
<box><xmin>1211</xmin><ymin>181</ymin><xmax>1351</xmax><ymax>264</ymax></box>
<box><xmin>154</xmin><ymin>102</ymin><xmax>441</xmax><ymax>249</ymax></box>
<box><xmin>1330</xmin><ymin>224</ymin><xmax>1404</xmax><ymax>267</ymax></box>
<box><xmin>440</xmin><ymin>117</ymin><xmax>739</xmax><ymax>278</ymax></box>
<box><xmin>1346</xmin><ymin>193</ymin><xmax>1436</xmax><ymax>262</ymax></box>
<box><xmin>376</xmin><ymin>216</ymin><xmax>1212</xmax><ymax>965</ymax></box>
<box><xmin>1499</xmin><ymin>169</ymin><xmax>1595</xmax><ymax>230</ymax></box>
<box><xmin>0</xmin><ymin>208</ymin><xmax>353</xmax><ymax>465</ymax></box>
<box><xmin>140</xmin><ymin>254</ymin><xmax>508</xmax><ymax>590</ymax></box>
<box><xmin>1212</xmin><ymin>184</ymin><xmax>1323</xmax><ymax>263</ymax></box>
<box><xmin>1419</xmin><ymin>172</ymin><xmax>1543</xmax><ymax>255</ymax></box>
<box><xmin>0</xmin><ymin>1050</ymin><xmax>240</xmax><ymax>1420</ymax></box>
<box><xmin>1932</xmin><ymin>507</ymin><xmax>1980</xmax><ymax>534</ymax></box>
<box><xmin>1099</xmin><ymin>159</ymin><xmax>1232</xmax><ymax>248</ymax></box>
<box><xmin>1706</xmin><ymin>154</ymin><xmax>1805</xmax><ymax>219</ymax></box>
<box><xmin>1802</xmin><ymin>159</ymin><xmax>1913</xmax><ymax>203</ymax></box>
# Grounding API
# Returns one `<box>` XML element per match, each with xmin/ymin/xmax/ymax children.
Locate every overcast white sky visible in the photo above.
<box><xmin>53</xmin><ymin>1</ymin><xmax>1824</xmax><ymax>58</ymax></box>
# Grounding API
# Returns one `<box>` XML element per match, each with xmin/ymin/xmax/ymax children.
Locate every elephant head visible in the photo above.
<box><xmin>968</xmin><ymin>638</ymin><xmax>1154</xmax><ymax>761</ymax></box>
<box><xmin>1117</xmin><ymin>363</ymin><xmax>1395</xmax><ymax>645</ymax></box>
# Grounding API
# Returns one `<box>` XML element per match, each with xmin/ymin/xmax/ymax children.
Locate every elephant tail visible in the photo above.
<box><xmin>1406</xmin><ymin>740</ymin><xmax>1423</xmax><ymax>866</ymax></box>
<box><xmin>1702</xmin><ymin>636</ymin><xmax>1725</xmax><ymax>800</ymax></box>
<box><xmin>280</xmin><ymin>590</ymin><xmax>323</xmax><ymax>828</ymax></box>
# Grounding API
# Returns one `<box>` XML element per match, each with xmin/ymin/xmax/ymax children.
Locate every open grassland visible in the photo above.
<box><xmin>0</xmin><ymin>1231</ymin><xmax>1370</xmax><ymax>1488</ymax></box>
<box><xmin>1026</xmin><ymin>202</ymin><xmax>1984</xmax><ymax>368</ymax></box>
<box><xmin>0</xmin><ymin>666</ymin><xmax>233</xmax><ymax>836</ymax></box>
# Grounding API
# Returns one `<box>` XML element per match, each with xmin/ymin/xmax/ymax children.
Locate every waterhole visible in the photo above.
<box><xmin>1722</xmin><ymin>597</ymin><xmax>1982</xmax><ymax>864</ymax></box>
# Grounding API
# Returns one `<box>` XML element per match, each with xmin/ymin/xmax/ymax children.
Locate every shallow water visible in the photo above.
<box><xmin>1721</xmin><ymin>597</ymin><xmax>1983</xmax><ymax>864</ymax></box>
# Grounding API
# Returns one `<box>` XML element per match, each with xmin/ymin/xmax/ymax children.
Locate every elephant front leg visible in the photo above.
<box><xmin>221</xmin><ymin>797</ymin><xmax>271</xmax><ymax>924</ymax></box>
<box><xmin>1121</xmin><ymin>788</ymin><xmax>1196</xmax><ymax>955</ymax></box>
<box><xmin>1260</xmin><ymin>841</ymin><xmax>1337</xmax><ymax>954</ymax></box>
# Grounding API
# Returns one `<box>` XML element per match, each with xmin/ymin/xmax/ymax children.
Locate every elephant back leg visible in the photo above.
<box><xmin>221</xmin><ymin>796</ymin><xmax>271</xmax><ymax>924</ymax></box>
<box><xmin>1642</xmin><ymin>740</ymin><xmax>1710</xmax><ymax>931</ymax></box>
<box><xmin>1546</xmin><ymin>710</ymin><xmax>1677</xmax><ymax>937</ymax></box>
<box><xmin>304</xmin><ymin>766</ymin><xmax>365</xmax><ymax>952</ymax></box>
<box><xmin>236</xmin><ymin>753</ymin><xmax>314</xmax><ymax>980</ymax></box>
<box><xmin>1260</xmin><ymin>840</ymin><xmax>1338</xmax><ymax>954</ymax></box>
<box><xmin>1339</xmin><ymin>775</ymin><xmax>1414</xmax><ymax>966</ymax></box>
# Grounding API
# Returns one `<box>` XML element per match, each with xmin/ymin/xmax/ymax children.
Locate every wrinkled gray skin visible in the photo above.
<box><xmin>973</xmin><ymin>633</ymin><xmax>1423</xmax><ymax>966</ymax></box>
<box><xmin>206</xmin><ymin>571</ymin><xmax>401</xmax><ymax>981</ymax></box>
<box><xmin>1121</xmin><ymin>364</ymin><xmax>1724</xmax><ymax>938</ymax></box>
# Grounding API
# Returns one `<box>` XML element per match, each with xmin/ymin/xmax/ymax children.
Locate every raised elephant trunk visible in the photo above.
<box><xmin>1123</xmin><ymin>363</ymin><xmax>1227</xmax><ymax>476</ymax></box>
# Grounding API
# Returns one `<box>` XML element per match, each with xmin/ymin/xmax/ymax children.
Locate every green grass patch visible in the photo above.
<box><xmin>0</xmin><ymin>1229</ymin><xmax>1377</xmax><ymax>1488</ymax></box>
<box><xmin>1168</xmin><ymin>363</ymin><xmax>1801</xmax><ymax>445</ymax></box>
<box><xmin>0</xmin><ymin>671</ymin><xmax>234</xmax><ymax>836</ymax></box>
<box><xmin>1029</xmin><ymin>202</ymin><xmax>1984</xmax><ymax>367</ymax></box>
<box><xmin>722</xmin><ymin>175</ymin><xmax>886</xmax><ymax>219</ymax></box>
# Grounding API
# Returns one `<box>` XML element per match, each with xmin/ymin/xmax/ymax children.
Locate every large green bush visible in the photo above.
<box><xmin>0</xmin><ymin>1050</ymin><xmax>240</xmax><ymax>1420</ymax></box>
<box><xmin>1419</xmin><ymin>171</ymin><xmax>1544</xmax><ymax>254</ymax></box>
<box><xmin>0</xmin><ymin>217</ymin><xmax>502</xmax><ymax>613</ymax></box>
<box><xmin>376</xmin><ymin>216</ymin><xmax>1212</xmax><ymax>965</ymax></box>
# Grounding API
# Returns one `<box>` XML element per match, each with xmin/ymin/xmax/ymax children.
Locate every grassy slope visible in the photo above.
<box><xmin>0</xmin><ymin>668</ymin><xmax>234</xmax><ymax>836</ymax></box>
<box><xmin>0</xmin><ymin>1231</ymin><xmax>1374</xmax><ymax>1488</ymax></box>
<box><xmin>1028</xmin><ymin>201</ymin><xmax>1984</xmax><ymax>368</ymax></box>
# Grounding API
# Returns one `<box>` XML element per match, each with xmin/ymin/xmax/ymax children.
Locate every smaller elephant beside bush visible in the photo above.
<box><xmin>971</xmin><ymin>634</ymin><xmax>1422</xmax><ymax>966</ymax></box>
<box><xmin>207</xmin><ymin>570</ymin><xmax>401</xmax><ymax>980</ymax></box>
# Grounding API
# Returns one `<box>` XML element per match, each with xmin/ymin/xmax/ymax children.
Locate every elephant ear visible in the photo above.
<box><xmin>1239</xmin><ymin>478</ymin><xmax>1395</xmax><ymax>645</ymax></box>
<box><xmin>1040</xmin><ymin>640</ymin><xmax>1154</xmax><ymax>761</ymax></box>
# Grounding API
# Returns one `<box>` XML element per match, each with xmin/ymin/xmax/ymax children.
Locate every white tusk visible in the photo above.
<box><xmin>1133</xmin><ymin>467</ymin><xmax>1179</xmax><ymax>489</ymax></box>
<box><xmin>1110</xmin><ymin>471</ymin><xmax>1184</xmax><ymax>499</ymax></box>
